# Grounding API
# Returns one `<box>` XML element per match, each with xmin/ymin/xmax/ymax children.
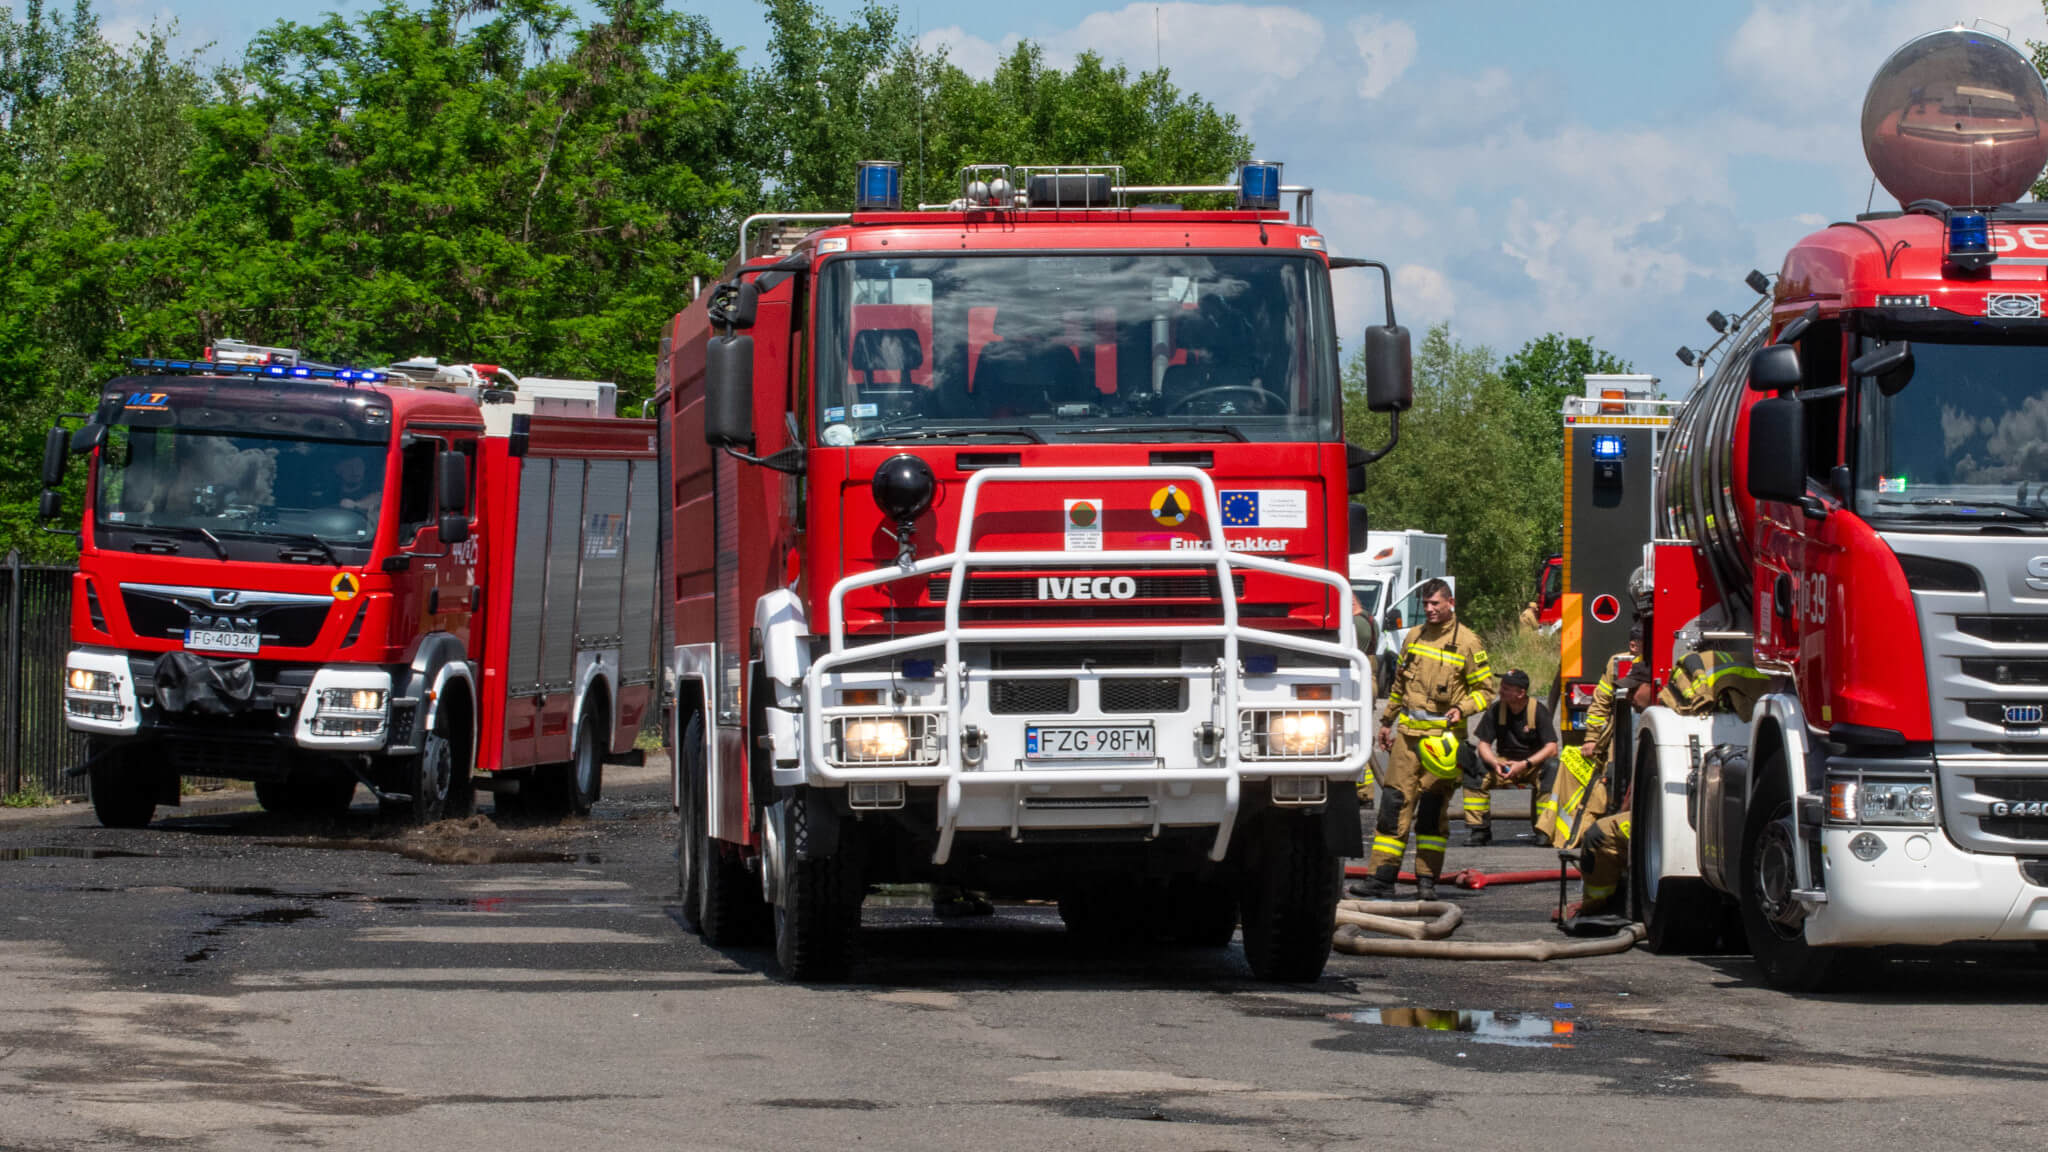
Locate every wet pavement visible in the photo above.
<box><xmin>5</xmin><ymin>768</ymin><xmax>2048</xmax><ymax>1150</ymax></box>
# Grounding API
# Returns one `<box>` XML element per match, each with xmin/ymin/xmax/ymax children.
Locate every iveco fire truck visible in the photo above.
<box><xmin>1629</xmin><ymin>27</ymin><xmax>2048</xmax><ymax>987</ymax></box>
<box><xmin>657</xmin><ymin>160</ymin><xmax>1414</xmax><ymax>980</ymax></box>
<box><xmin>42</xmin><ymin>342</ymin><xmax>659</xmax><ymax>828</ymax></box>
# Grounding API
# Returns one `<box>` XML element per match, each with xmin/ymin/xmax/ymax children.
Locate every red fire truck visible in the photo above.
<box><xmin>1629</xmin><ymin>27</ymin><xmax>2048</xmax><ymax>987</ymax></box>
<box><xmin>656</xmin><ymin>161</ymin><xmax>1413</xmax><ymax>980</ymax></box>
<box><xmin>41</xmin><ymin>342</ymin><xmax>660</xmax><ymax>828</ymax></box>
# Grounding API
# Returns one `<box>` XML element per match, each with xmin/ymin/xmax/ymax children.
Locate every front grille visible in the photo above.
<box><xmin>1982</xmin><ymin>816</ymin><xmax>2048</xmax><ymax>839</ymax></box>
<box><xmin>1960</xmin><ymin>658</ymin><xmax>2048</xmax><ymax>686</ymax></box>
<box><xmin>1976</xmin><ymin>778</ymin><xmax>2048</xmax><ymax>802</ymax></box>
<box><xmin>1022</xmin><ymin>796</ymin><xmax>1151</xmax><ymax>810</ymax></box>
<box><xmin>989</xmin><ymin>679</ymin><xmax>1076</xmax><ymax>714</ymax></box>
<box><xmin>1956</xmin><ymin>616</ymin><xmax>2048</xmax><ymax>645</ymax></box>
<box><xmin>886</xmin><ymin>602</ymin><xmax>1288</xmax><ymax>623</ymax></box>
<box><xmin>1963</xmin><ymin>701</ymin><xmax>2048</xmax><ymax>728</ymax></box>
<box><xmin>120</xmin><ymin>589</ymin><xmax>331</xmax><ymax>649</ymax></box>
<box><xmin>1899</xmin><ymin>554</ymin><xmax>1982</xmax><ymax>592</ymax></box>
<box><xmin>928</xmin><ymin>573</ymin><xmax>1246</xmax><ymax>602</ymax></box>
<box><xmin>995</xmin><ymin>646</ymin><xmax>1177</xmax><ymax>670</ymax></box>
<box><xmin>2021</xmin><ymin>859</ymin><xmax>2048</xmax><ymax>887</ymax></box>
<box><xmin>1101</xmin><ymin>678</ymin><xmax>1185</xmax><ymax>713</ymax></box>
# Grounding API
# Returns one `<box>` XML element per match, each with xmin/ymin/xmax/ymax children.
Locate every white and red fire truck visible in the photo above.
<box><xmin>1629</xmin><ymin>27</ymin><xmax>2048</xmax><ymax>987</ymax></box>
<box><xmin>43</xmin><ymin>341</ymin><xmax>659</xmax><ymax>827</ymax></box>
<box><xmin>655</xmin><ymin>161</ymin><xmax>1414</xmax><ymax>980</ymax></box>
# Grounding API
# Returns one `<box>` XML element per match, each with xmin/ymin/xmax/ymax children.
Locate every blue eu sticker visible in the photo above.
<box><xmin>1220</xmin><ymin>490</ymin><xmax>1260</xmax><ymax>526</ymax></box>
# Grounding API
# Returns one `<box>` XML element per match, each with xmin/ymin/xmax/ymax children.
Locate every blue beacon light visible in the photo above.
<box><xmin>1236</xmin><ymin>161</ymin><xmax>1283</xmax><ymax>211</ymax></box>
<box><xmin>855</xmin><ymin>161</ymin><xmax>902</xmax><ymax>212</ymax></box>
<box><xmin>1947</xmin><ymin>211</ymin><xmax>1995</xmax><ymax>272</ymax></box>
<box><xmin>1590</xmin><ymin>434</ymin><xmax>1626</xmax><ymax>461</ymax></box>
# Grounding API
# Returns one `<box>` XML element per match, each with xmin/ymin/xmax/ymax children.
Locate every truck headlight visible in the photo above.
<box><xmin>312</xmin><ymin>687</ymin><xmax>387</xmax><ymax>738</ymax></box>
<box><xmin>1827</xmin><ymin>776</ymin><xmax>1937</xmax><ymax>825</ymax></box>
<box><xmin>319</xmin><ymin>688</ymin><xmax>386</xmax><ymax>714</ymax></box>
<box><xmin>1242</xmin><ymin>709</ymin><xmax>1342</xmax><ymax>759</ymax></box>
<box><xmin>832</xmin><ymin>715</ymin><xmax>938</xmax><ymax>765</ymax></box>
<box><xmin>66</xmin><ymin>668</ymin><xmax>118</xmax><ymax>697</ymax></box>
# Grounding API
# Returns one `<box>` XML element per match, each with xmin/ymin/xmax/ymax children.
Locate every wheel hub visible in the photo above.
<box><xmin>1754</xmin><ymin>816</ymin><xmax>1806</xmax><ymax>933</ymax></box>
<box><xmin>419</xmin><ymin>736</ymin><xmax>451</xmax><ymax>806</ymax></box>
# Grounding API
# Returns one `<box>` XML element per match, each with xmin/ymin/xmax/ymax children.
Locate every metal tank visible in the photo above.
<box><xmin>1655</xmin><ymin>305</ymin><xmax>1769</xmax><ymax>625</ymax></box>
<box><xmin>1861</xmin><ymin>25</ymin><xmax>2048</xmax><ymax>209</ymax></box>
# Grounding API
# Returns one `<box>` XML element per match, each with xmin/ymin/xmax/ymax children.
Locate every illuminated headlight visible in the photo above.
<box><xmin>1828</xmin><ymin>776</ymin><xmax>1936</xmax><ymax>825</ymax></box>
<box><xmin>831</xmin><ymin>715</ymin><xmax>938</xmax><ymax>766</ymax></box>
<box><xmin>319</xmin><ymin>688</ymin><xmax>386</xmax><ymax>715</ymax></box>
<box><xmin>1242</xmin><ymin>709</ymin><xmax>1343</xmax><ymax>759</ymax></box>
<box><xmin>66</xmin><ymin>667</ymin><xmax>118</xmax><ymax>697</ymax></box>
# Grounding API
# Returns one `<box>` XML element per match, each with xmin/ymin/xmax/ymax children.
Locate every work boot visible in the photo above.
<box><xmin>1467</xmin><ymin>827</ymin><xmax>1492</xmax><ymax>847</ymax></box>
<box><xmin>1345</xmin><ymin>865</ymin><xmax>1400</xmax><ymax>900</ymax></box>
<box><xmin>1415</xmin><ymin>876</ymin><xmax>1439</xmax><ymax>902</ymax></box>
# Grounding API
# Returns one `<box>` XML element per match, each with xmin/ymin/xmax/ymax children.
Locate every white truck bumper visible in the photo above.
<box><xmin>1807</xmin><ymin>825</ymin><xmax>2048</xmax><ymax>946</ymax></box>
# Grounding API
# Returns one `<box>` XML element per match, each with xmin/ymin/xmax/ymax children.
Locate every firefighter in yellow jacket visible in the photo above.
<box><xmin>1348</xmin><ymin>578</ymin><xmax>1492</xmax><ymax>901</ymax></box>
<box><xmin>1540</xmin><ymin>623</ymin><xmax>1641</xmax><ymax>848</ymax></box>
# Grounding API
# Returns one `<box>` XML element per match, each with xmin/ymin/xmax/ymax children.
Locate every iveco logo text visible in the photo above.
<box><xmin>1037</xmin><ymin>576</ymin><xmax>1137</xmax><ymax>601</ymax></box>
<box><xmin>2004</xmin><ymin>703</ymin><xmax>2045</xmax><ymax>727</ymax></box>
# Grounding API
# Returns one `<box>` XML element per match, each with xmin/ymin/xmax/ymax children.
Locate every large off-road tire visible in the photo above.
<box><xmin>255</xmin><ymin>774</ymin><xmax>358</xmax><ymax>818</ymax></box>
<box><xmin>771</xmin><ymin>788</ymin><xmax>865</xmax><ymax>982</ymax></box>
<box><xmin>86</xmin><ymin>739</ymin><xmax>155</xmax><ymax>830</ymax></box>
<box><xmin>1238</xmin><ymin>810</ymin><xmax>1341</xmax><ymax>982</ymax></box>
<box><xmin>680</xmin><ymin>711</ymin><xmax>766</xmax><ymax>945</ymax></box>
<box><xmin>380</xmin><ymin>731</ymin><xmax>453</xmax><ymax>826</ymax></box>
<box><xmin>1738</xmin><ymin>790</ymin><xmax>1842</xmax><ymax>992</ymax></box>
<box><xmin>1631</xmin><ymin>737</ymin><xmax>1728</xmax><ymax>954</ymax></box>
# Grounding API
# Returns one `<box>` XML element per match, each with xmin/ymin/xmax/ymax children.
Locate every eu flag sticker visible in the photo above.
<box><xmin>1220</xmin><ymin>490</ymin><xmax>1307</xmax><ymax>528</ymax></box>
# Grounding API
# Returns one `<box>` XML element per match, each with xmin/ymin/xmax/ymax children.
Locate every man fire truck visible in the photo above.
<box><xmin>42</xmin><ymin>341</ymin><xmax>659</xmax><ymax>829</ymax></box>
<box><xmin>1628</xmin><ymin>27</ymin><xmax>2048</xmax><ymax>988</ymax></box>
<box><xmin>657</xmin><ymin>160</ymin><xmax>1414</xmax><ymax>981</ymax></box>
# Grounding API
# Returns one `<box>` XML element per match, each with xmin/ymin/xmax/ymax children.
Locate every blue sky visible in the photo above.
<box><xmin>67</xmin><ymin>0</ymin><xmax>2048</xmax><ymax>386</ymax></box>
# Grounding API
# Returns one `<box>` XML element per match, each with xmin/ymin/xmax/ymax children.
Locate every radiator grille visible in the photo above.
<box><xmin>1101</xmin><ymin>678</ymin><xmax>1185</xmax><ymax>713</ymax></box>
<box><xmin>1956</xmin><ymin>616</ymin><xmax>2048</xmax><ymax>645</ymax></box>
<box><xmin>927</xmin><ymin>573</ymin><xmax>1246</xmax><ymax>601</ymax></box>
<box><xmin>989</xmin><ymin>679</ymin><xmax>1076</xmax><ymax>714</ymax></box>
<box><xmin>1960</xmin><ymin>658</ymin><xmax>2048</xmax><ymax>686</ymax></box>
<box><xmin>120</xmin><ymin>589</ymin><xmax>329</xmax><ymax>649</ymax></box>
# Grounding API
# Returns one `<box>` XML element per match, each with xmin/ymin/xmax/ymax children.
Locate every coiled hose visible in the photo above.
<box><xmin>1332</xmin><ymin>898</ymin><xmax>1645</xmax><ymax>960</ymax></box>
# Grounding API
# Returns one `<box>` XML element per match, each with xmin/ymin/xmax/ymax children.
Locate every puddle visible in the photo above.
<box><xmin>1325</xmin><ymin>1008</ymin><xmax>1579</xmax><ymax>1048</ymax></box>
<box><xmin>0</xmin><ymin>847</ymin><xmax>154</xmax><ymax>861</ymax></box>
<box><xmin>184</xmin><ymin>905</ymin><xmax>326</xmax><ymax>963</ymax></box>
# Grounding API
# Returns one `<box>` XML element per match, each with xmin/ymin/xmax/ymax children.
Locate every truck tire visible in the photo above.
<box><xmin>771</xmin><ymin>788</ymin><xmax>864</xmax><ymax>982</ymax></box>
<box><xmin>380</xmin><ymin>731</ymin><xmax>453</xmax><ymax>826</ymax></box>
<box><xmin>680</xmin><ymin>712</ymin><xmax>765</xmax><ymax>946</ymax></box>
<box><xmin>255</xmin><ymin>774</ymin><xmax>358</xmax><ymax>818</ymax></box>
<box><xmin>86</xmin><ymin>739</ymin><xmax>155</xmax><ymax>830</ymax></box>
<box><xmin>1238</xmin><ymin>810</ymin><xmax>1340</xmax><ymax>982</ymax></box>
<box><xmin>535</xmin><ymin>703</ymin><xmax>603</xmax><ymax>817</ymax></box>
<box><xmin>1630</xmin><ymin>738</ymin><xmax>1725</xmax><ymax>954</ymax></box>
<box><xmin>1738</xmin><ymin>791</ymin><xmax>1842</xmax><ymax>991</ymax></box>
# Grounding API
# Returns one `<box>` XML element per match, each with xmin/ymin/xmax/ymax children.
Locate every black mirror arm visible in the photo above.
<box><xmin>1354</xmin><ymin>410</ymin><xmax>1400</xmax><ymax>466</ymax></box>
<box><xmin>1328</xmin><ymin>257</ymin><xmax>1399</xmax><ymax>328</ymax></box>
<box><xmin>722</xmin><ymin>444</ymin><xmax>805</xmax><ymax>475</ymax></box>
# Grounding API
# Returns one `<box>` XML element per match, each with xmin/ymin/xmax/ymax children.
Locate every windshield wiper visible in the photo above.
<box><xmin>1059</xmin><ymin>424</ymin><xmax>1249</xmax><ymax>442</ymax></box>
<box><xmin>858</xmin><ymin>425</ymin><xmax>1045</xmax><ymax>444</ymax></box>
<box><xmin>212</xmin><ymin>527</ymin><xmax>341</xmax><ymax>564</ymax></box>
<box><xmin>1877</xmin><ymin>497</ymin><xmax>2048</xmax><ymax>522</ymax></box>
<box><xmin>129</xmin><ymin>523</ymin><xmax>230</xmax><ymax>559</ymax></box>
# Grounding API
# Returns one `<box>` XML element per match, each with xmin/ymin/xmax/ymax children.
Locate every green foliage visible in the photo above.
<box><xmin>1349</xmin><ymin>324</ymin><xmax>1626</xmax><ymax>634</ymax></box>
<box><xmin>3</xmin><ymin>777</ymin><xmax>54</xmax><ymax>807</ymax></box>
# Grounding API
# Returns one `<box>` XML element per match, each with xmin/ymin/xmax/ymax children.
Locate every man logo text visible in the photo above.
<box><xmin>1037</xmin><ymin>576</ymin><xmax>1137</xmax><ymax>601</ymax></box>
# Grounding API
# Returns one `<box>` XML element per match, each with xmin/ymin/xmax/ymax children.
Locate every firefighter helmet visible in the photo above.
<box><xmin>1419</xmin><ymin>733</ymin><xmax>1462</xmax><ymax>780</ymax></box>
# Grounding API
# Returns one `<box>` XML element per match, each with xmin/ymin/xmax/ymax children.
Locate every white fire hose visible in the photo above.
<box><xmin>1332</xmin><ymin>899</ymin><xmax>1646</xmax><ymax>960</ymax></box>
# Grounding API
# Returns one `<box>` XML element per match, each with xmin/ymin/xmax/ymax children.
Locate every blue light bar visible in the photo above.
<box><xmin>1949</xmin><ymin>212</ymin><xmax>1990</xmax><ymax>255</ymax></box>
<box><xmin>127</xmin><ymin>359</ymin><xmax>385</xmax><ymax>383</ymax></box>
<box><xmin>1590</xmin><ymin>434</ymin><xmax>1627</xmax><ymax>461</ymax></box>
<box><xmin>1236</xmin><ymin>160</ymin><xmax>1283</xmax><ymax>211</ymax></box>
<box><xmin>855</xmin><ymin>160</ymin><xmax>902</xmax><ymax>212</ymax></box>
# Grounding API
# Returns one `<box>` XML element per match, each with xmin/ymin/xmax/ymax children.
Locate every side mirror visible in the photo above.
<box><xmin>1747</xmin><ymin>343</ymin><xmax>1801</xmax><ymax>392</ymax></box>
<box><xmin>436</xmin><ymin>450</ymin><xmax>468</xmax><ymax>513</ymax></box>
<box><xmin>38</xmin><ymin>489</ymin><xmax>62</xmax><ymax>522</ymax></box>
<box><xmin>1348</xmin><ymin>501</ymin><xmax>1370</xmax><ymax>552</ymax></box>
<box><xmin>1850</xmin><ymin>340</ymin><xmax>1914</xmax><ymax>396</ymax></box>
<box><xmin>1746</xmin><ymin>396</ymin><xmax>1808</xmax><ymax>503</ymax></box>
<box><xmin>711</xmin><ymin>281</ymin><xmax>759</xmax><ymax>330</ymax></box>
<box><xmin>1364</xmin><ymin>325</ymin><xmax>1414</xmax><ymax>413</ymax></box>
<box><xmin>1383</xmin><ymin>609</ymin><xmax>1402</xmax><ymax>632</ymax></box>
<box><xmin>438</xmin><ymin>510</ymin><xmax>470</xmax><ymax>544</ymax></box>
<box><xmin>704</xmin><ymin>334</ymin><xmax>756</xmax><ymax>448</ymax></box>
<box><xmin>41</xmin><ymin>426</ymin><xmax>69</xmax><ymax>487</ymax></box>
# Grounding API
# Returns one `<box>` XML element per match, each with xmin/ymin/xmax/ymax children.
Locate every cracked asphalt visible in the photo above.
<box><xmin>5</xmin><ymin>762</ymin><xmax>2048</xmax><ymax>1150</ymax></box>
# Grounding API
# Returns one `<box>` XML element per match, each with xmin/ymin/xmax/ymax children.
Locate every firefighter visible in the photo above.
<box><xmin>1576</xmin><ymin>661</ymin><xmax>1655</xmax><ymax>916</ymax></box>
<box><xmin>1540</xmin><ymin>622</ymin><xmax>1641</xmax><ymax>848</ymax></box>
<box><xmin>1352</xmin><ymin>586</ymin><xmax>1378</xmax><ymax>806</ymax></box>
<box><xmin>1465</xmin><ymin>668</ymin><xmax>1559</xmax><ymax>846</ymax></box>
<box><xmin>1349</xmin><ymin>578</ymin><xmax>1492</xmax><ymax>901</ymax></box>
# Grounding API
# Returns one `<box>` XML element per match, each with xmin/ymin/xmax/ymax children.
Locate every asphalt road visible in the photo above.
<box><xmin>5</xmin><ymin>762</ymin><xmax>2047</xmax><ymax>1151</ymax></box>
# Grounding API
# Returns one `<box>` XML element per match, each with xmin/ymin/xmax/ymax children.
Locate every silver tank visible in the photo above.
<box><xmin>1656</xmin><ymin>307</ymin><xmax>1769</xmax><ymax>623</ymax></box>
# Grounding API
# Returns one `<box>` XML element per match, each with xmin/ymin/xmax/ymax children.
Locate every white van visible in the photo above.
<box><xmin>1349</xmin><ymin>529</ymin><xmax>1451</xmax><ymax>692</ymax></box>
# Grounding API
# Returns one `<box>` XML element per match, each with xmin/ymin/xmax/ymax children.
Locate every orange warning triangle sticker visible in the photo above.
<box><xmin>330</xmin><ymin>572</ymin><xmax>359</xmax><ymax>601</ymax></box>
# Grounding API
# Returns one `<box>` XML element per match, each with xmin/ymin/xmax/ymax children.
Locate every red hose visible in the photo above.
<box><xmin>1343</xmin><ymin>864</ymin><xmax>1580</xmax><ymax>889</ymax></box>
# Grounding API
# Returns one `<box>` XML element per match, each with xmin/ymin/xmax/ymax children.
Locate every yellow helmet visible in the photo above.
<box><xmin>1419</xmin><ymin>733</ymin><xmax>1462</xmax><ymax>780</ymax></box>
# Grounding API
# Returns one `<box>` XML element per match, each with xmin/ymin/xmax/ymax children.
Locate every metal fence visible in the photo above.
<box><xmin>1</xmin><ymin>552</ymin><xmax>87</xmax><ymax>798</ymax></box>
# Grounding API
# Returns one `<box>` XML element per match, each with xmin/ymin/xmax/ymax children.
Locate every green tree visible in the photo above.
<box><xmin>1345</xmin><ymin>325</ymin><xmax>1557</xmax><ymax>632</ymax></box>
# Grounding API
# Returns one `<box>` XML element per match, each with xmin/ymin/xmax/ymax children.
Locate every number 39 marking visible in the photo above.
<box><xmin>1803</xmin><ymin>572</ymin><xmax>1827</xmax><ymax>625</ymax></box>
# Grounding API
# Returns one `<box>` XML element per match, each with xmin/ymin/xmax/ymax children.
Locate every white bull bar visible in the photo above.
<box><xmin>802</xmin><ymin>466</ymin><xmax>1369</xmax><ymax>864</ymax></box>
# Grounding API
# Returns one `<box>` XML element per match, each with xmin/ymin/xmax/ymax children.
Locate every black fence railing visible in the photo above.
<box><xmin>2</xmin><ymin>552</ymin><xmax>87</xmax><ymax>798</ymax></box>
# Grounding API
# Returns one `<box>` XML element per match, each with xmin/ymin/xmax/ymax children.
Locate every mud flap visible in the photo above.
<box><xmin>798</xmin><ymin>786</ymin><xmax>841</xmax><ymax>860</ymax></box>
<box><xmin>1321</xmin><ymin>783</ymin><xmax>1363</xmax><ymax>858</ymax></box>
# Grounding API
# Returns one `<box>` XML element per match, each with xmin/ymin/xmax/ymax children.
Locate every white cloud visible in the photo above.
<box><xmin>1349</xmin><ymin>14</ymin><xmax>1417</xmax><ymax>101</ymax></box>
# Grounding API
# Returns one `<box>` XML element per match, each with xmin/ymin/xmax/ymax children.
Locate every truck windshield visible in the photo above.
<box><xmin>814</xmin><ymin>253</ymin><xmax>1340</xmax><ymax>444</ymax></box>
<box><xmin>1854</xmin><ymin>338</ymin><xmax>2048</xmax><ymax>526</ymax></box>
<box><xmin>97</xmin><ymin>426</ymin><xmax>388</xmax><ymax>546</ymax></box>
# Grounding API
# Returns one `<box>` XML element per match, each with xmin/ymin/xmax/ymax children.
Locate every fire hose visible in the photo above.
<box><xmin>1331</xmin><ymin>899</ymin><xmax>1645</xmax><ymax>960</ymax></box>
<box><xmin>1342</xmin><ymin>863</ymin><xmax>1578</xmax><ymax>890</ymax></box>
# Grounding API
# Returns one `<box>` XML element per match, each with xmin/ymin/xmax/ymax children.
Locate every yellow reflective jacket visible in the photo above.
<box><xmin>1662</xmin><ymin>648</ymin><xmax>1767</xmax><ymax>721</ymax></box>
<box><xmin>1583</xmin><ymin>651</ymin><xmax>1629</xmax><ymax>742</ymax></box>
<box><xmin>1380</xmin><ymin>615</ymin><xmax>1493</xmax><ymax>735</ymax></box>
